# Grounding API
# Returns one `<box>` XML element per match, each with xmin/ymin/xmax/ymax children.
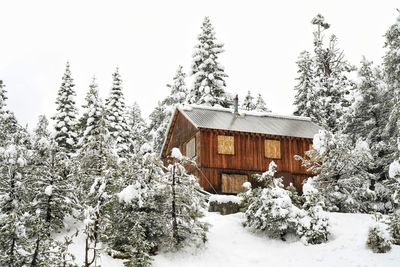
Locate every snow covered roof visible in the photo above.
<box><xmin>178</xmin><ymin>105</ymin><xmax>321</xmax><ymax>139</ymax></box>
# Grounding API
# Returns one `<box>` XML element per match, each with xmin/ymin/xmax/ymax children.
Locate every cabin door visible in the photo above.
<box><xmin>221</xmin><ymin>173</ymin><xmax>248</xmax><ymax>194</ymax></box>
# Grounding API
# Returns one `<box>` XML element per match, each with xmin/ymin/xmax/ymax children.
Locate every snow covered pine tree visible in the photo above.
<box><xmin>188</xmin><ymin>17</ymin><xmax>230</xmax><ymax>107</ymax></box>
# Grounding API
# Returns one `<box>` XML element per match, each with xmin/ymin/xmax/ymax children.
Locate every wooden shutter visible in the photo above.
<box><xmin>186</xmin><ymin>137</ymin><xmax>196</xmax><ymax>158</ymax></box>
<box><xmin>264</xmin><ymin>139</ymin><xmax>281</xmax><ymax>159</ymax></box>
<box><xmin>218</xmin><ymin>135</ymin><xmax>234</xmax><ymax>155</ymax></box>
<box><xmin>221</xmin><ymin>174</ymin><xmax>248</xmax><ymax>193</ymax></box>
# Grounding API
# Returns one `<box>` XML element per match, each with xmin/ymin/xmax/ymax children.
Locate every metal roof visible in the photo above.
<box><xmin>178</xmin><ymin>105</ymin><xmax>321</xmax><ymax>139</ymax></box>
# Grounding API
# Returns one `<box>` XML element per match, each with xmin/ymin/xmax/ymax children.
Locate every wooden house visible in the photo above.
<box><xmin>161</xmin><ymin>103</ymin><xmax>321</xmax><ymax>194</ymax></box>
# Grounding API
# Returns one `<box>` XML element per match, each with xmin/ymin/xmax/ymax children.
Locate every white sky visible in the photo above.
<box><xmin>1</xmin><ymin>0</ymin><xmax>399</xmax><ymax>128</ymax></box>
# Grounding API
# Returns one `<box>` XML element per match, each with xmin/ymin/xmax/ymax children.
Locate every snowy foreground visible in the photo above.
<box><xmin>65</xmin><ymin>212</ymin><xmax>400</xmax><ymax>267</ymax></box>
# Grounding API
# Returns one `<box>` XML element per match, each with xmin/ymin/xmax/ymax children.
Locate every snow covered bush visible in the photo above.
<box><xmin>296</xmin><ymin>205</ymin><xmax>330</xmax><ymax>245</ymax></box>
<box><xmin>388</xmin><ymin>211</ymin><xmax>400</xmax><ymax>245</ymax></box>
<box><xmin>366</xmin><ymin>214</ymin><xmax>392</xmax><ymax>253</ymax></box>
<box><xmin>286</xmin><ymin>183</ymin><xmax>305</xmax><ymax>208</ymax></box>
<box><xmin>244</xmin><ymin>183</ymin><xmax>297</xmax><ymax>239</ymax></box>
<box><xmin>296</xmin><ymin>130</ymin><xmax>384</xmax><ymax>213</ymax></box>
<box><xmin>244</xmin><ymin>162</ymin><xmax>330</xmax><ymax>244</ymax></box>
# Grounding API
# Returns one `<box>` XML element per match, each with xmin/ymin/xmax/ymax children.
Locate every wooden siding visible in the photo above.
<box><xmin>199</xmin><ymin>129</ymin><xmax>312</xmax><ymax>174</ymax></box>
<box><xmin>163</xmin><ymin>110</ymin><xmax>198</xmax><ymax>158</ymax></box>
<box><xmin>162</xmin><ymin>111</ymin><xmax>313</xmax><ymax>194</ymax></box>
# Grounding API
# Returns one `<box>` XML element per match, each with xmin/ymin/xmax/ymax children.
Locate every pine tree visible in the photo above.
<box><xmin>254</xmin><ymin>93</ymin><xmax>271</xmax><ymax>112</ymax></box>
<box><xmin>105</xmin><ymin>68</ymin><xmax>131</xmax><ymax>157</ymax></box>
<box><xmin>28</xmin><ymin>118</ymin><xmax>77</xmax><ymax>266</ymax></box>
<box><xmin>148</xmin><ymin>65</ymin><xmax>188</xmax><ymax>154</ymax></box>
<box><xmin>77</xmin><ymin>109</ymin><xmax>118</xmax><ymax>266</ymax></box>
<box><xmin>312</xmin><ymin>15</ymin><xmax>355</xmax><ymax>132</ymax></box>
<box><xmin>80</xmin><ymin>78</ymin><xmax>104</xmax><ymax>148</ymax></box>
<box><xmin>164</xmin><ymin>66</ymin><xmax>188</xmax><ymax>106</ymax></box>
<box><xmin>162</xmin><ymin>148</ymin><xmax>208</xmax><ymax>250</ymax></box>
<box><xmin>0</xmin><ymin>80</ymin><xmax>7</xmax><ymax>118</ymax></box>
<box><xmin>188</xmin><ymin>17</ymin><xmax>230</xmax><ymax>107</ymax></box>
<box><xmin>0</xmin><ymin>81</ymin><xmax>22</xmax><ymax>145</ymax></box>
<box><xmin>108</xmin><ymin>149</ymin><xmax>166</xmax><ymax>266</ymax></box>
<box><xmin>0</xmin><ymin>133</ymin><xmax>32</xmax><ymax>266</ymax></box>
<box><xmin>344</xmin><ymin>58</ymin><xmax>385</xmax><ymax>142</ymax></box>
<box><xmin>382</xmin><ymin>13</ymin><xmax>400</xmax><ymax>167</ymax></box>
<box><xmin>241</xmin><ymin>91</ymin><xmax>256</xmax><ymax>111</ymax></box>
<box><xmin>127</xmin><ymin>103</ymin><xmax>148</xmax><ymax>154</ymax></box>
<box><xmin>52</xmin><ymin>62</ymin><xmax>79</xmax><ymax>153</ymax></box>
<box><xmin>293</xmin><ymin>51</ymin><xmax>318</xmax><ymax>118</ymax></box>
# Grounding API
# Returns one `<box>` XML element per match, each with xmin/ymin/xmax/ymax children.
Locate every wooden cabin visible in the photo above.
<box><xmin>161</xmin><ymin>104</ymin><xmax>321</xmax><ymax>194</ymax></box>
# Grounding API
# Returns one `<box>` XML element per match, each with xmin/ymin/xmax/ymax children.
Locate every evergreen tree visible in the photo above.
<box><xmin>344</xmin><ymin>58</ymin><xmax>386</xmax><ymax>142</ymax></box>
<box><xmin>108</xmin><ymin>149</ymin><xmax>166</xmax><ymax>266</ymax></box>
<box><xmin>0</xmin><ymin>80</ymin><xmax>7</xmax><ymax>118</ymax></box>
<box><xmin>105</xmin><ymin>68</ymin><xmax>131</xmax><ymax>157</ymax></box>
<box><xmin>28</xmin><ymin>117</ymin><xmax>77</xmax><ymax>266</ymax></box>
<box><xmin>80</xmin><ymin>78</ymin><xmax>104</xmax><ymax>148</ymax></box>
<box><xmin>0</xmin><ymin>81</ymin><xmax>22</xmax><ymax>145</ymax></box>
<box><xmin>148</xmin><ymin>65</ymin><xmax>188</xmax><ymax>154</ymax></box>
<box><xmin>127</xmin><ymin>103</ymin><xmax>148</xmax><ymax>154</ymax></box>
<box><xmin>0</xmin><ymin>133</ymin><xmax>32</xmax><ymax>266</ymax></box>
<box><xmin>293</xmin><ymin>51</ymin><xmax>318</xmax><ymax>118</ymax></box>
<box><xmin>241</xmin><ymin>91</ymin><xmax>256</xmax><ymax>111</ymax></box>
<box><xmin>52</xmin><ymin>62</ymin><xmax>79</xmax><ymax>153</ymax></box>
<box><xmin>254</xmin><ymin>93</ymin><xmax>271</xmax><ymax>112</ymax></box>
<box><xmin>164</xmin><ymin>66</ymin><xmax>188</xmax><ymax>106</ymax></box>
<box><xmin>311</xmin><ymin>14</ymin><xmax>355</xmax><ymax>132</ymax></box>
<box><xmin>162</xmin><ymin>148</ymin><xmax>208</xmax><ymax>250</ymax></box>
<box><xmin>77</xmin><ymin>109</ymin><xmax>118</xmax><ymax>266</ymax></box>
<box><xmin>188</xmin><ymin>17</ymin><xmax>230</xmax><ymax>107</ymax></box>
<box><xmin>382</xmin><ymin>13</ymin><xmax>400</xmax><ymax>167</ymax></box>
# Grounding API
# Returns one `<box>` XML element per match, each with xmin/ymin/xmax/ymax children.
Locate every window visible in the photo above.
<box><xmin>186</xmin><ymin>137</ymin><xmax>196</xmax><ymax>158</ymax></box>
<box><xmin>218</xmin><ymin>135</ymin><xmax>234</xmax><ymax>155</ymax></box>
<box><xmin>221</xmin><ymin>173</ymin><xmax>248</xmax><ymax>193</ymax></box>
<box><xmin>264</xmin><ymin>139</ymin><xmax>281</xmax><ymax>159</ymax></box>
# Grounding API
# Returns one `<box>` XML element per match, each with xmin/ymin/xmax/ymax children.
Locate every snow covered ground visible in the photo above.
<box><xmin>65</xmin><ymin>211</ymin><xmax>400</xmax><ymax>266</ymax></box>
<box><xmin>154</xmin><ymin>212</ymin><xmax>400</xmax><ymax>267</ymax></box>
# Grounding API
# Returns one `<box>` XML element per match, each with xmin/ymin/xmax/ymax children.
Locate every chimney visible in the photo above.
<box><xmin>233</xmin><ymin>94</ymin><xmax>239</xmax><ymax>115</ymax></box>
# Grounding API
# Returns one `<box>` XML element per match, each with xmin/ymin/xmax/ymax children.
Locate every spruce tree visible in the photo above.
<box><xmin>148</xmin><ymin>65</ymin><xmax>188</xmax><ymax>153</ymax></box>
<box><xmin>241</xmin><ymin>91</ymin><xmax>256</xmax><ymax>111</ymax></box>
<box><xmin>80</xmin><ymin>78</ymin><xmax>104</xmax><ymax>147</ymax></box>
<box><xmin>77</xmin><ymin>108</ymin><xmax>118</xmax><ymax>266</ymax></box>
<box><xmin>28</xmin><ymin>117</ymin><xmax>77</xmax><ymax>267</ymax></box>
<box><xmin>105</xmin><ymin>68</ymin><xmax>131</xmax><ymax>157</ymax></box>
<box><xmin>162</xmin><ymin>148</ymin><xmax>208</xmax><ymax>250</ymax></box>
<box><xmin>254</xmin><ymin>93</ymin><xmax>271</xmax><ymax>112</ymax></box>
<box><xmin>189</xmin><ymin>17</ymin><xmax>230</xmax><ymax>107</ymax></box>
<box><xmin>164</xmin><ymin>65</ymin><xmax>188</xmax><ymax>106</ymax></box>
<box><xmin>52</xmin><ymin>62</ymin><xmax>79</xmax><ymax>153</ymax></box>
<box><xmin>311</xmin><ymin>14</ymin><xmax>355</xmax><ymax>132</ymax></box>
<box><xmin>0</xmin><ymin>81</ymin><xmax>21</xmax><ymax>145</ymax></box>
<box><xmin>382</xmin><ymin>13</ymin><xmax>400</xmax><ymax>164</ymax></box>
<box><xmin>127</xmin><ymin>103</ymin><xmax>148</xmax><ymax>154</ymax></box>
<box><xmin>293</xmin><ymin>51</ymin><xmax>318</xmax><ymax>118</ymax></box>
<box><xmin>108</xmin><ymin>149</ymin><xmax>166</xmax><ymax>266</ymax></box>
<box><xmin>0</xmin><ymin>133</ymin><xmax>32</xmax><ymax>266</ymax></box>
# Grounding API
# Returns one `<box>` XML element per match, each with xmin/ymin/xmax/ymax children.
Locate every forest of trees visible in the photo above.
<box><xmin>2</xmin><ymin>12</ymin><xmax>400</xmax><ymax>265</ymax></box>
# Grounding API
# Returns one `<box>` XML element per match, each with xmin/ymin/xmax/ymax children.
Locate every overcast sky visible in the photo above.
<box><xmin>1</xmin><ymin>0</ymin><xmax>399</xmax><ymax>128</ymax></box>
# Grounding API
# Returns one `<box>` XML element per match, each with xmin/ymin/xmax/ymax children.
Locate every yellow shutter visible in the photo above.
<box><xmin>221</xmin><ymin>174</ymin><xmax>248</xmax><ymax>193</ymax></box>
<box><xmin>218</xmin><ymin>135</ymin><xmax>234</xmax><ymax>155</ymax></box>
<box><xmin>264</xmin><ymin>139</ymin><xmax>281</xmax><ymax>159</ymax></box>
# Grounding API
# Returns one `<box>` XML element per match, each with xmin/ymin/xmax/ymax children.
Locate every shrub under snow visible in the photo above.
<box><xmin>243</xmin><ymin>162</ymin><xmax>330</xmax><ymax>244</ymax></box>
<box><xmin>366</xmin><ymin>220</ymin><xmax>392</xmax><ymax>253</ymax></box>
